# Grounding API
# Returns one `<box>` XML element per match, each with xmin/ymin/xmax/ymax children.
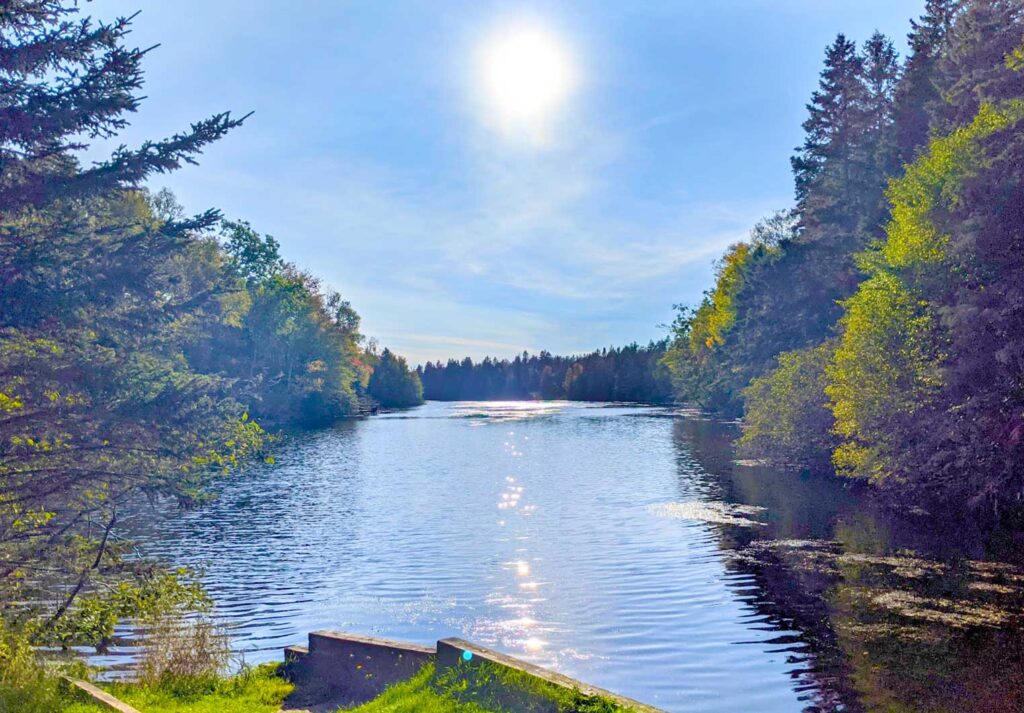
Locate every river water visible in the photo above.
<box><xmin>114</xmin><ymin>401</ymin><xmax>1024</xmax><ymax>712</ymax></box>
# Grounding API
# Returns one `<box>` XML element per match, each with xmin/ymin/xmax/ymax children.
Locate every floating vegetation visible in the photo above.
<box><xmin>728</xmin><ymin>538</ymin><xmax>843</xmax><ymax>574</ymax></box>
<box><xmin>766</xmin><ymin>538</ymin><xmax>839</xmax><ymax>550</ymax></box>
<box><xmin>836</xmin><ymin>552</ymin><xmax>950</xmax><ymax>580</ymax></box>
<box><xmin>968</xmin><ymin>560</ymin><xmax>1024</xmax><ymax>584</ymax></box>
<box><xmin>968</xmin><ymin>581</ymin><xmax>1018</xmax><ymax>595</ymax></box>
<box><xmin>733</xmin><ymin>538</ymin><xmax>1024</xmax><ymax>637</ymax></box>
<box><xmin>649</xmin><ymin>501</ymin><xmax>767</xmax><ymax>527</ymax></box>
<box><xmin>867</xmin><ymin>590</ymin><xmax>1013</xmax><ymax>628</ymax></box>
<box><xmin>841</xmin><ymin>621</ymin><xmax>947</xmax><ymax>645</ymax></box>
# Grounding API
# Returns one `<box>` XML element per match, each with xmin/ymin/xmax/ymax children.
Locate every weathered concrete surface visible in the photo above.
<box><xmin>282</xmin><ymin>643</ymin><xmax>308</xmax><ymax>674</ymax></box>
<box><xmin>281</xmin><ymin>630</ymin><xmax>434</xmax><ymax>710</ymax></box>
<box><xmin>61</xmin><ymin>677</ymin><xmax>142</xmax><ymax>713</ymax></box>
<box><xmin>436</xmin><ymin>638</ymin><xmax>665</xmax><ymax>713</ymax></box>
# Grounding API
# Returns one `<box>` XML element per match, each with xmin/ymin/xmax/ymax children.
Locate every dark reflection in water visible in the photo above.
<box><xmin>110</xmin><ymin>402</ymin><xmax>1024</xmax><ymax>713</ymax></box>
<box><xmin>675</xmin><ymin>417</ymin><xmax>1024</xmax><ymax>712</ymax></box>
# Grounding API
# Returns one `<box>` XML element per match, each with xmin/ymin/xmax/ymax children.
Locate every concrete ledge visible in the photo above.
<box><xmin>308</xmin><ymin>630</ymin><xmax>435</xmax><ymax>660</ymax></box>
<box><xmin>282</xmin><ymin>631</ymin><xmax>435</xmax><ymax>709</ymax></box>
<box><xmin>284</xmin><ymin>643</ymin><xmax>308</xmax><ymax>659</ymax></box>
<box><xmin>436</xmin><ymin>638</ymin><xmax>664</xmax><ymax>713</ymax></box>
<box><xmin>61</xmin><ymin>677</ymin><xmax>142</xmax><ymax>713</ymax></box>
<box><xmin>280</xmin><ymin>643</ymin><xmax>309</xmax><ymax>682</ymax></box>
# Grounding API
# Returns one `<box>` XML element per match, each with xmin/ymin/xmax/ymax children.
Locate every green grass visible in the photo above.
<box><xmin>348</xmin><ymin>661</ymin><xmax>635</xmax><ymax>713</ymax></box>
<box><xmin>57</xmin><ymin>658</ymin><xmax>635</xmax><ymax>713</ymax></box>
<box><xmin>434</xmin><ymin>660</ymin><xmax>634</xmax><ymax>713</ymax></box>
<box><xmin>468</xmin><ymin>663</ymin><xmax>632</xmax><ymax>712</ymax></box>
<box><xmin>347</xmin><ymin>663</ymin><xmax>498</xmax><ymax>712</ymax></box>
<box><xmin>62</xmin><ymin>663</ymin><xmax>293</xmax><ymax>713</ymax></box>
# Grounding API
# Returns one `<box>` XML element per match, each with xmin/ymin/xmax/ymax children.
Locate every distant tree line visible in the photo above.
<box><xmin>419</xmin><ymin>342</ymin><xmax>673</xmax><ymax>403</ymax></box>
<box><xmin>0</xmin><ymin>0</ymin><xmax>421</xmax><ymax>659</ymax></box>
<box><xmin>664</xmin><ymin>0</ymin><xmax>1024</xmax><ymax>525</ymax></box>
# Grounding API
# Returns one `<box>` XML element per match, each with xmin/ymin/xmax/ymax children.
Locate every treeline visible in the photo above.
<box><xmin>419</xmin><ymin>342</ymin><xmax>673</xmax><ymax>403</ymax></box>
<box><xmin>0</xmin><ymin>0</ymin><xmax>420</xmax><ymax>659</ymax></box>
<box><xmin>186</xmin><ymin>216</ymin><xmax>423</xmax><ymax>421</ymax></box>
<box><xmin>665</xmin><ymin>0</ymin><xmax>1024</xmax><ymax>522</ymax></box>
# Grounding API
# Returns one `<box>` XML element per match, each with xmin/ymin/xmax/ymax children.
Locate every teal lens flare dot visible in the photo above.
<box><xmin>462</xmin><ymin>650</ymin><xmax>473</xmax><ymax>661</ymax></box>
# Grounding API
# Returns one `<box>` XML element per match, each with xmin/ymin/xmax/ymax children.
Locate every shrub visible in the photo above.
<box><xmin>739</xmin><ymin>341</ymin><xmax>838</xmax><ymax>471</ymax></box>
<box><xmin>137</xmin><ymin>614</ymin><xmax>232</xmax><ymax>687</ymax></box>
<box><xmin>0</xmin><ymin>622</ymin><xmax>84</xmax><ymax>713</ymax></box>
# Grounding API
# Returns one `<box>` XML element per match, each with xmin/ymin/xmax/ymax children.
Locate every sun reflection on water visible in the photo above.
<box><xmin>478</xmin><ymin>421</ymin><xmax>558</xmax><ymax>662</ymax></box>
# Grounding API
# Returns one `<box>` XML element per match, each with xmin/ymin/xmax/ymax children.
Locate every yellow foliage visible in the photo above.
<box><xmin>883</xmin><ymin>101</ymin><xmax>1024</xmax><ymax>270</ymax></box>
<box><xmin>689</xmin><ymin>242</ymin><xmax>751</xmax><ymax>351</ymax></box>
<box><xmin>1006</xmin><ymin>41</ymin><xmax>1024</xmax><ymax>72</ymax></box>
<box><xmin>827</xmin><ymin>100</ymin><xmax>1024</xmax><ymax>481</ymax></box>
<box><xmin>0</xmin><ymin>392</ymin><xmax>23</xmax><ymax>412</ymax></box>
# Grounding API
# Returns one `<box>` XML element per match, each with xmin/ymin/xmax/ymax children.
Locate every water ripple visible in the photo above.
<box><xmin>104</xmin><ymin>401</ymin><xmax>1024</xmax><ymax>713</ymax></box>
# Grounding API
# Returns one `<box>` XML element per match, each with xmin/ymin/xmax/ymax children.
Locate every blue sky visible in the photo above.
<box><xmin>97</xmin><ymin>1</ymin><xmax>922</xmax><ymax>365</ymax></box>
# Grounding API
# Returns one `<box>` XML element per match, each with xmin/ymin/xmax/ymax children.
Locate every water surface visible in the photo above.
<box><xmin>119</xmin><ymin>401</ymin><xmax>1024</xmax><ymax>712</ymax></box>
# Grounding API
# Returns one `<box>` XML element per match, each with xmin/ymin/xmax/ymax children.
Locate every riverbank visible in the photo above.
<box><xmin>63</xmin><ymin>664</ymin><xmax>292</xmax><ymax>713</ymax></box>
<box><xmin>60</xmin><ymin>630</ymin><xmax>657</xmax><ymax>713</ymax></box>
<box><xmin>102</xmin><ymin>402</ymin><xmax>1024</xmax><ymax>712</ymax></box>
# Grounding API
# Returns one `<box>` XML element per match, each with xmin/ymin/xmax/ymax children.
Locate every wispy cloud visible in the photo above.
<box><xmin>146</xmin><ymin>9</ymin><xmax>786</xmax><ymax>365</ymax></box>
<box><xmin>380</xmin><ymin>334</ymin><xmax>538</xmax><ymax>364</ymax></box>
<box><xmin>171</xmin><ymin>135</ymin><xmax>779</xmax><ymax>363</ymax></box>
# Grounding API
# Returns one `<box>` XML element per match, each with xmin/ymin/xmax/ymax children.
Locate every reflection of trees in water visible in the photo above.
<box><xmin>673</xmin><ymin>417</ymin><xmax>865</xmax><ymax>711</ymax></box>
<box><xmin>672</xmin><ymin>416</ymin><xmax>1024</xmax><ymax>713</ymax></box>
<box><xmin>728</xmin><ymin>545</ymin><xmax>863</xmax><ymax>713</ymax></box>
<box><xmin>762</xmin><ymin>539</ymin><xmax>1024</xmax><ymax>712</ymax></box>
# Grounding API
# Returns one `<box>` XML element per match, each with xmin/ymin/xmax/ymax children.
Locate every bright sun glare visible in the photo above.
<box><xmin>478</xmin><ymin>22</ymin><xmax>576</xmax><ymax>130</ymax></box>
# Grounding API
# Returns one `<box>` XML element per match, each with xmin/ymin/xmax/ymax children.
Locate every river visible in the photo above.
<box><xmin>111</xmin><ymin>401</ymin><xmax>1024</xmax><ymax>712</ymax></box>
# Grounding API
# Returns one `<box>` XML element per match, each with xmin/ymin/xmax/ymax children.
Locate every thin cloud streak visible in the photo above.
<box><xmin>93</xmin><ymin>0</ymin><xmax>921</xmax><ymax>364</ymax></box>
<box><xmin>380</xmin><ymin>334</ymin><xmax>539</xmax><ymax>364</ymax></box>
<box><xmin>167</xmin><ymin>152</ymin><xmax>779</xmax><ymax>364</ymax></box>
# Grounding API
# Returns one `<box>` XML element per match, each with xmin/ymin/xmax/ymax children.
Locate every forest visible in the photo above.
<box><xmin>418</xmin><ymin>342</ymin><xmax>672</xmax><ymax>403</ymax></box>
<box><xmin>0</xmin><ymin>0</ymin><xmax>423</xmax><ymax>671</ymax></box>
<box><xmin>663</xmin><ymin>0</ymin><xmax>1024</xmax><ymax>524</ymax></box>
<box><xmin>3</xmin><ymin>0</ymin><xmax>1024</xmax><ymax>709</ymax></box>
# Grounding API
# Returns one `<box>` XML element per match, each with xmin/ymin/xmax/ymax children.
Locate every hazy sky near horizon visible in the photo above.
<box><xmin>97</xmin><ymin>0</ymin><xmax>921</xmax><ymax>365</ymax></box>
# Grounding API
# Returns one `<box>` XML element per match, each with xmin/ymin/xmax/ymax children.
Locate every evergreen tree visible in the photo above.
<box><xmin>791</xmin><ymin>34</ymin><xmax>870</xmax><ymax>231</ymax></box>
<box><xmin>0</xmin><ymin>1</ymin><xmax>247</xmax><ymax>217</ymax></box>
<box><xmin>0</xmin><ymin>1</ymin><xmax>258</xmax><ymax>644</ymax></box>
<box><xmin>893</xmin><ymin>0</ymin><xmax>959</xmax><ymax>164</ymax></box>
<box><xmin>0</xmin><ymin>190</ymin><xmax>266</xmax><ymax>646</ymax></box>
<box><xmin>419</xmin><ymin>344</ymin><xmax>672</xmax><ymax>403</ymax></box>
<box><xmin>860</xmin><ymin>31</ymin><xmax>901</xmax><ymax>218</ymax></box>
<box><xmin>933</xmin><ymin>0</ymin><xmax>1024</xmax><ymax>129</ymax></box>
<box><xmin>668</xmin><ymin>1</ymin><xmax>1024</xmax><ymax>524</ymax></box>
<box><xmin>828</xmin><ymin>97</ymin><xmax>1024</xmax><ymax>517</ymax></box>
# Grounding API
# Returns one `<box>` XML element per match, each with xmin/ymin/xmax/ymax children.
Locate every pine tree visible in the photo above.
<box><xmin>933</xmin><ymin>0</ymin><xmax>1024</xmax><ymax>130</ymax></box>
<box><xmin>0</xmin><ymin>2</ymin><xmax>255</xmax><ymax>643</ymax></box>
<box><xmin>859</xmin><ymin>31</ymin><xmax>901</xmax><ymax>230</ymax></box>
<box><xmin>791</xmin><ymin>34</ymin><xmax>870</xmax><ymax>232</ymax></box>
<box><xmin>893</xmin><ymin>0</ymin><xmax>959</xmax><ymax>164</ymax></box>
<box><xmin>0</xmin><ymin>1</ymin><xmax>248</xmax><ymax>216</ymax></box>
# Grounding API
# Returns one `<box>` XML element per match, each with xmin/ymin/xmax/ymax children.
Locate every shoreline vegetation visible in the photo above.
<box><xmin>60</xmin><ymin>660</ymin><xmax>639</xmax><ymax>713</ymax></box>
<box><xmin>2</xmin><ymin>0</ymin><xmax>1024</xmax><ymax>711</ymax></box>
<box><xmin>659</xmin><ymin>1</ymin><xmax>1024</xmax><ymax>529</ymax></box>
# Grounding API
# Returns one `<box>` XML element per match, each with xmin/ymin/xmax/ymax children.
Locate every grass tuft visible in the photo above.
<box><xmin>62</xmin><ymin>662</ymin><xmax>293</xmax><ymax>713</ymax></box>
<box><xmin>347</xmin><ymin>663</ymin><xmax>495</xmax><ymax>712</ymax></box>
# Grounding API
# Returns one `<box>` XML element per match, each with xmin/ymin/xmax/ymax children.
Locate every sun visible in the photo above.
<box><xmin>478</xmin><ymin>22</ymin><xmax>576</xmax><ymax>129</ymax></box>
